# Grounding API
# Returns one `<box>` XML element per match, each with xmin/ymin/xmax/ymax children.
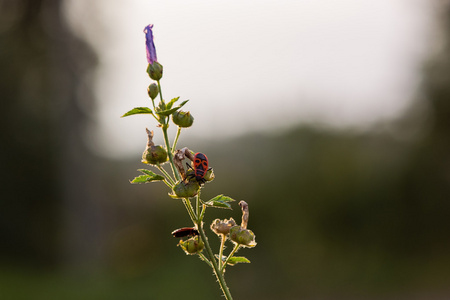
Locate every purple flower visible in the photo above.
<box><xmin>144</xmin><ymin>24</ymin><xmax>157</xmax><ymax>64</ymax></box>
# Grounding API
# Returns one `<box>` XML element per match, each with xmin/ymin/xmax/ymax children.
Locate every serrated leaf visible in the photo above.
<box><xmin>121</xmin><ymin>107</ymin><xmax>154</xmax><ymax>117</ymax></box>
<box><xmin>207</xmin><ymin>201</ymin><xmax>232</xmax><ymax>209</ymax></box>
<box><xmin>209</xmin><ymin>195</ymin><xmax>236</xmax><ymax>203</ymax></box>
<box><xmin>138</xmin><ymin>169</ymin><xmax>159</xmax><ymax>177</ymax></box>
<box><xmin>205</xmin><ymin>194</ymin><xmax>236</xmax><ymax>209</ymax></box>
<box><xmin>156</xmin><ymin>100</ymin><xmax>189</xmax><ymax>116</ymax></box>
<box><xmin>130</xmin><ymin>173</ymin><xmax>165</xmax><ymax>184</ymax></box>
<box><xmin>166</xmin><ymin>97</ymin><xmax>180</xmax><ymax>110</ymax></box>
<box><xmin>226</xmin><ymin>256</ymin><xmax>251</xmax><ymax>266</ymax></box>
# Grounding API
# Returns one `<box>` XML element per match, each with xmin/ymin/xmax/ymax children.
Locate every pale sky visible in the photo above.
<box><xmin>64</xmin><ymin>0</ymin><xmax>434</xmax><ymax>159</ymax></box>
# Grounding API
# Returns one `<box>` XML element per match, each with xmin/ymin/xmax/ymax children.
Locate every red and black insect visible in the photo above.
<box><xmin>185</xmin><ymin>152</ymin><xmax>210</xmax><ymax>184</ymax></box>
<box><xmin>171</xmin><ymin>227</ymin><xmax>199</xmax><ymax>238</ymax></box>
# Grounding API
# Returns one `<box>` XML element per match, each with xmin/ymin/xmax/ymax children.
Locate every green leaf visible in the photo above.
<box><xmin>130</xmin><ymin>169</ymin><xmax>165</xmax><ymax>184</ymax></box>
<box><xmin>138</xmin><ymin>169</ymin><xmax>160</xmax><ymax>177</ymax></box>
<box><xmin>156</xmin><ymin>100</ymin><xmax>189</xmax><ymax>116</ymax></box>
<box><xmin>121</xmin><ymin>107</ymin><xmax>154</xmax><ymax>117</ymax></box>
<box><xmin>166</xmin><ymin>97</ymin><xmax>180</xmax><ymax>110</ymax></box>
<box><xmin>205</xmin><ymin>194</ymin><xmax>236</xmax><ymax>209</ymax></box>
<box><xmin>226</xmin><ymin>256</ymin><xmax>251</xmax><ymax>266</ymax></box>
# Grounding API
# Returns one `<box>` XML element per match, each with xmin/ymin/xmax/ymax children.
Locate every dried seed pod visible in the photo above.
<box><xmin>210</xmin><ymin>218</ymin><xmax>237</xmax><ymax>236</ymax></box>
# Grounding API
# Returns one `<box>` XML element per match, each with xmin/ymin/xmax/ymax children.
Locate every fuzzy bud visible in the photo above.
<box><xmin>229</xmin><ymin>226</ymin><xmax>257</xmax><ymax>248</ymax></box>
<box><xmin>147</xmin><ymin>83</ymin><xmax>159</xmax><ymax>100</ymax></box>
<box><xmin>172</xmin><ymin>180</ymin><xmax>200</xmax><ymax>198</ymax></box>
<box><xmin>172</xmin><ymin>110</ymin><xmax>194</xmax><ymax>128</ymax></box>
<box><xmin>178</xmin><ymin>236</ymin><xmax>204</xmax><ymax>255</ymax></box>
<box><xmin>142</xmin><ymin>145</ymin><xmax>168</xmax><ymax>165</ymax></box>
<box><xmin>147</xmin><ymin>62</ymin><xmax>163</xmax><ymax>81</ymax></box>
<box><xmin>141</xmin><ymin>128</ymin><xmax>168</xmax><ymax>165</ymax></box>
<box><xmin>204</xmin><ymin>168</ymin><xmax>215</xmax><ymax>182</ymax></box>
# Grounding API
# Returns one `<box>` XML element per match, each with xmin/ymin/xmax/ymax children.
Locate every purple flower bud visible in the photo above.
<box><xmin>144</xmin><ymin>24</ymin><xmax>157</xmax><ymax>64</ymax></box>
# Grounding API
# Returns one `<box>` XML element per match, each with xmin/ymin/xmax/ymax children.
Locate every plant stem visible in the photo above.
<box><xmin>162</xmin><ymin>125</ymin><xmax>180</xmax><ymax>181</ymax></box>
<box><xmin>157</xmin><ymin>164</ymin><xmax>175</xmax><ymax>186</ymax></box>
<box><xmin>221</xmin><ymin>244</ymin><xmax>240</xmax><ymax>273</ymax></box>
<box><xmin>195</xmin><ymin>192</ymin><xmax>202</xmax><ymax>222</ymax></box>
<box><xmin>197</xmin><ymin>225</ymin><xmax>233</xmax><ymax>300</ymax></box>
<box><xmin>182</xmin><ymin>198</ymin><xmax>197</xmax><ymax>222</ymax></box>
<box><xmin>156</xmin><ymin>80</ymin><xmax>180</xmax><ymax>181</ymax></box>
<box><xmin>218</xmin><ymin>234</ymin><xmax>226</xmax><ymax>270</ymax></box>
<box><xmin>157</xmin><ymin>80</ymin><xmax>164</xmax><ymax>106</ymax></box>
<box><xmin>172</xmin><ymin>126</ymin><xmax>182</xmax><ymax>152</ymax></box>
<box><xmin>198</xmin><ymin>253</ymin><xmax>213</xmax><ymax>268</ymax></box>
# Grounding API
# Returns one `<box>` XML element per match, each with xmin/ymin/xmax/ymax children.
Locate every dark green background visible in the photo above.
<box><xmin>1</xmin><ymin>1</ymin><xmax>449</xmax><ymax>299</ymax></box>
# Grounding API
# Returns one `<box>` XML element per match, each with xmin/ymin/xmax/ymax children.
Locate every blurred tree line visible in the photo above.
<box><xmin>1</xmin><ymin>0</ymin><xmax>450</xmax><ymax>299</ymax></box>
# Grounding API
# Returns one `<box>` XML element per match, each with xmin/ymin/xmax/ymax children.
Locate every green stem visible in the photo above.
<box><xmin>157</xmin><ymin>164</ymin><xmax>175</xmax><ymax>186</ymax></box>
<box><xmin>218</xmin><ymin>235</ymin><xmax>226</xmax><ymax>270</ymax></box>
<box><xmin>195</xmin><ymin>191</ymin><xmax>201</xmax><ymax>222</ymax></box>
<box><xmin>199</xmin><ymin>204</ymin><xmax>206</xmax><ymax>221</ymax></box>
<box><xmin>182</xmin><ymin>198</ymin><xmax>197</xmax><ymax>222</ymax></box>
<box><xmin>162</xmin><ymin>179</ymin><xmax>172</xmax><ymax>189</ymax></box>
<box><xmin>198</xmin><ymin>253</ymin><xmax>213</xmax><ymax>268</ymax></box>
<box><xmin>172</xmin><ymin>127</ymin><xmax>182</xmax><ymax>152</ymax></box>
<box><xmin>162</xmin><ymin>125</ymin><xmax>180</xmax><ymax>181</ymax></box>
<box><xmin>221</xmin><ymin>244</ymin><xmax>241</xmax><ymax>273</ymax></box>
<box><xmin>157</xmin><ymin>80</ymin><xmax>164</xmax><ymax>106</ymax></box>
<box><xmin>156</xmin><ymin>81</ymin><xmax>180</xmax><ymax>181</ymax></box>
<box><xmin>197</xmin><ymin>226</ymin><xmax>233</xmax><ymax>300</ymax></box>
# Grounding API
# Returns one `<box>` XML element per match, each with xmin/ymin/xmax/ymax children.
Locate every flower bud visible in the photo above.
<box><xmin>172</xmin><ymin>110</ymin><xmax>194</xmax><ymax>128</ymax></box>
<box><xmin>172</xmin><ymin>180</ymin><xmax>200</xmax><ymax>198</ymax></box>
<box><xmin>229</xmin><ymin>226</ymin><xmax>257</xmax><ymax>248</ymax></box>
<box><xmin>210</xmin><ymin>218</ymin><xmax>236</xmax><ymax>236</ymax></box>
<box><xmin>147</xmin><ymin>62</ymin><xmax>163</xmax><ymax>81</ymax></box>
<box><xmin>178</xmin><ymin>236</ymin><xmax>204</xmax><ymax>255</ymax></box>
<box><xmin>147</xmin><ymin>83</ymin><xmax>159</xmax><ymax>100</ymax></box>
<box><xmin>203</xmin><ymin>168</ymin><xmax>215</xmax><ymax>182</ymax></box>
<box><xmin>142</xmin><ymin>145</ymin><xmax>168</xmax><ymax>165</ymax></box>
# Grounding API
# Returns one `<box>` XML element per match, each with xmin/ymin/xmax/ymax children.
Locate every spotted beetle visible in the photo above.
<box><xmin>185</xmin><ymin>152</ymin><xmax>210</xmax><ymax>184</ymax></box>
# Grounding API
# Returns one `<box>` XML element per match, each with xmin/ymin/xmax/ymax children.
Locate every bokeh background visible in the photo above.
<box><xmin>1</xmin><ymin>0</ymin><xmax>450</xmax><ymax>299</ymax></box>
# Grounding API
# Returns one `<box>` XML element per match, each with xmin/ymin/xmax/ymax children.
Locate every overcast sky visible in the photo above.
<box><xmin>64</xmin><ymin>0</ymin><xmax>434</xmax><ymax>159</ymax></box>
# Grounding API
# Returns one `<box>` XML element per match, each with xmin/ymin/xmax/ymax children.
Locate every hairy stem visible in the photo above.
<box><xmin>157</xmin><ymin>164</ymin><xmax>175</xmax><ymax>186</ymax></box>
<box><xmin>218</xmin><ymin>234</ymin><xmax>226</xmax><ymax>270</ymax></box>
<box><xmin>172</xmin><ymin>126</ymin><xmax>182</xmax><ymax>152</ymax></box>
<box><xmin>182</xmin><ymin>198</ymin><xmax>197</xmax><ymax>222</ymax></box>
<box><xmin>221</xmin><ymin>244</ymin><xmax>240</xmax><ymax>273</ymax></box>
<box><xmin>156</xmin><ymin>81</ymin><xmax>180</xmax><ymax>181</ymax></box>
<box><xmin>197</xmin><ymin>225</ymin><xmax>233</xmax><ymax>300</ymax></box>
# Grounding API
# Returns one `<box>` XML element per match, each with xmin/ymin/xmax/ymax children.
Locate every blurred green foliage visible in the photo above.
<box><xmin>1</xmin><ymin>0</ymin><xmax>450</xmax><ymax>299</ymax></box>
